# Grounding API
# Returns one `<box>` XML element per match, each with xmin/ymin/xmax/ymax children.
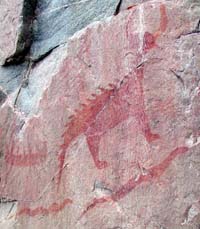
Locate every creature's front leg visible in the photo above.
<box><xmin>86</xmin><ymin>134</ymin><xmax>109</xmax><ymax>169</ymax></box>
<box><xmin>136</xmin><ymin>110</ymin><xmax>160</xmax><ymax>143</ymax></box>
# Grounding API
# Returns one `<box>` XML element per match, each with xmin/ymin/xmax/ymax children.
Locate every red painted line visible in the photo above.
<box><xmin>5</xmin><ymin>152</ymin><xmax>47</xmax><ymax>167</ymax></box>
<box><xmin>159</xmin><ymin>4</ymin><xmax>168</xmax><ymax>33</ymax></box>
<box><xmin>81</xmin><ymin>147</ymin><xmax>188</xmax><ymax>217</ymax></box>
<box><xmin>18</xmin><ymin>198</ymin><xmax>73</xmax><ymax>217</ymax></box>
<box><xmin>5</xmin><ymin>136</ymin><xmax>47</xmax><ymax>167</ymax></box>
<box><xmin>126</xmin><ymin>5</ymin><xmax>137</xmax><ymax>10</ymax></box>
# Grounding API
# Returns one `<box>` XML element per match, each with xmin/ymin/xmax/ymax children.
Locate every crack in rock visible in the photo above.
<box><xmin>2</xmin><ymin>0</ymin><xmax>38</xmax><ymax>66</ymax></box>
<box><xmin>114</xmin><ymin>0</ymin><xmax>123</xmax><ymax>15</ymax></box>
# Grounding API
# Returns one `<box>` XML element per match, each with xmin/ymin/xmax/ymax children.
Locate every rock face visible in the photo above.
<box><xmin>30</xmin><ymin>0</ymin><xmax>120</xmax><ymax>60</ymax></box>
<box><xmin>0</xmin><ymin>63</ymin><xmax>27</xmax><ymax>94</ymax></box>
<box><xmin>0</xmin><ymin>0</ymin><xmax>37</xmax><ymax>65</ymax></box>
<box><xmin>0</xmin><ymin>0</ymin><xmax>200</xmax><ymax>229</ymax></box>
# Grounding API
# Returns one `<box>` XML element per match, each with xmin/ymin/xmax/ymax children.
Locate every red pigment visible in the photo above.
<box><xmin>143</xmin><ymin>32</ymin><xmax>156</xmax><ymax>51</ymax></box>
<box><xmin>57</xmin><ymin>3</ymin><xmax>168</xmax><ymax>187</ymax></box>
<box><xmin>127</xmin><ymin>5</ymin><xmax>137</xmax><ymax>10</ymax></box>
<box><xmin>5</xmin><ymin>152</ymin><xmax>47</xmax><ymax>167</ymax></box>
<box><xmin>18</xmin><ymin>198</ymin><xmax>72</xmax><ymax>217</ymax></box>
<box><xmin>81</xmin><ymin>147</ymin><xmax>188</xmax><ymax>217</ymax></box>
<box><xmin>159</xmin><ymin>4</ymin><xmax>168</xmax><ymax>33</ymax></box>
<box><xmin>57</xmin><ymin>67</ymin><xmax>160</xmax><ymax>187</ymax></box>
<box><xmin>143</xmin><ymin>4</ymin><xmax>168</xmax><ymax>51</ymax></box>
<box><xmin>5</xmin><ymin>136</ymin><xmax>47</xmax><ymax>167</ymax></box>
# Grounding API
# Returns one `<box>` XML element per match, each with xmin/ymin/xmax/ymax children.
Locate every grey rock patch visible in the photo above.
<box><xmin>30</xmin><ymin>0</ymin><xmax>119</xmax><ymax>60</ymax></box>
<box><xmin>0</xmin><ymin>89</ymin><xmax>7</xmax><ymax>106</ymax></box>
<box><xmin>0</xmin><ymin>198</ymin><xmax>18</xmax><ymax>229</ymax></box>
<box><xmin>0</xmin><ymin>63</ymin><xmax>28</xmax><ymax>95</ymax></box>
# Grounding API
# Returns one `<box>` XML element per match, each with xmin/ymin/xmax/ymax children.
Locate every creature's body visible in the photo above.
<box><xmin>57</xmin><ymin>3</ymin><xmax>167</xmax><ymax>186</ymax></box>
<box><xmin>57</xmin><ymin>67</ymin><xmax>160</xmax><ymax>186</ymax></box>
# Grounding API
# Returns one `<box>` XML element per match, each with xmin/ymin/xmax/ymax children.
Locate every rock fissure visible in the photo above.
<box><xmin>170</xmin><ymin>69</ymin><xmax>185</xmax><ymax>86</ymax></box>
<box><xmin>114</xmin><ymin>0</ymin><xmax>123</xmax><ymax>16</ymax></box>
<box><xmin>3</xmin><ymin>0</ymin><xmax>38</xmax><ymax>66</ymax></box>
<box><xmin>14</xmin><ymin>61</ymin><xmax>34</xmax><ymax>107</ymax></box>
<box><xmin>177</xmin><ymin>19</ymin><xmax>200</xmax><ymax>39</ymax></box>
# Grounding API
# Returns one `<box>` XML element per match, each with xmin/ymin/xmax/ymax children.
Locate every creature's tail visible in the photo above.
<box><xmin>56</xmin><ymin>139</ymin><xmax>71</xmax><ymax>191</ymax></box>
<box><xmin>57</xmin><ymin>148</ymin><xmax>65</xmax><ymax>188</ymax></box>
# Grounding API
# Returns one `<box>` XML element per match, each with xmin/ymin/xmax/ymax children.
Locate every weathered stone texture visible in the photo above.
<box><xmin>0</xmin><ymin>199</ymin><xmax>18</xmax><ymax>229</ymax></box>
<box><xmin>30</xmin><ymin>0</ymin><xmax>119</xmax><ymax>60</ymax></box>
<box><xmin>0</xmin><ymin>0</ymin><xmax>36</xmax><ymax>65</ymax></box>
<box><xmin>0</xmin><ymin>0</ymin><xmax>200</xmax><ymax>229</ymax></box>
<box><xmin>0</xmin><ymin>63</ymin><xmax>27</xmax><ymax>94</ymax></box>
<box><xmin>0</xmin><ymin>0</ymin><xmax>23</xmax><ymax>65</ymax></box>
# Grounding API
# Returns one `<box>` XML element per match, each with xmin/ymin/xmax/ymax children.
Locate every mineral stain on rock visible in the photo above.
<box><xmin>58</xmin><ymin>67</ymin><xmax>160</xmax><ymax>188</ymax></box>
<box><xmin>4</xmin><ymin>124</ymin><xmax>47</xmax><ymax>167</ymax></box>
<box><xmin>143</xmin><ymin>4</ymin><xmax>168</xmax><ymax>51</ymax></box>
<box><xmin>80</xmin><ymin>146</ymin><xmax>189</xmax><ymax>217</ymax></box>
<box><xmin>18</xmin><ymin>198</ymin><xmax>72</xmax><ymax>217</ymax></box>
<box><xmin>0</xmin><ymin>0</ymin><xmax>200</xmax><ymax>228</ymax></box>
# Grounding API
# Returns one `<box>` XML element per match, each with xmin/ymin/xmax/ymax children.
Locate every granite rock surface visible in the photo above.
<box><xmin>0</xmin><ymin>0</ymin><xmax>37</xmax><ymax>65</ymax></box>
<box><xmin>30</xmin><ymin>0</ymin><xmax>120</xmax><ymax>60</ymax></box>
<box><xmin>0</xmin><ymin>0</ymin><xmax>200</xmax><ymax>229</ymax></box>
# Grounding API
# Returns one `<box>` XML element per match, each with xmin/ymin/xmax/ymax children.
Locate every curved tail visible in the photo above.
<box><xmin>57</xmin><ymin>148</ymin><xmax>66</xmax><ymax>189</ymax></box>
<box><xmin>56</xmin><ymin>139</ymin><xmax>71</xmax><ymax>190</ymax></box>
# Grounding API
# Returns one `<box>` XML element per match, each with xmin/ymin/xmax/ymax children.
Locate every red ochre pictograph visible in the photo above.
<box><xmin>80</xmin><ymin>147</ymin><xmax>189</xmax><ymax>218</ymax></box>
<box><xmin>18</xmin><ymin>198</ymin><xmax>73</xmax><ymax>217</ymax></box>
<box><xmin>56</xmin><ymin>4</ymin><xmax>168</xmax><ymax>188</ymax></box>
<box><xmin>126</xmin><ymin>5</ymin><xmax>137</xmax><ymax>11</ymax></box>
<box><xmin>5</xmin><ymin>128</ymin><xmax>47</xmax><ymax>167</ymax></box>
<box><xmin>143</xmin><ymin>4</ymin><xmax>168</xmax><ymax>51</ymax></box>
<box><xmin>4</xmin><ymin>4</ymin><xmax>189</xmax><ymax>219</ymax></box>
<box><xmin>57</xmin><ymin>66</ymin><xmax>160</xmax><ymax>187</ymax></box>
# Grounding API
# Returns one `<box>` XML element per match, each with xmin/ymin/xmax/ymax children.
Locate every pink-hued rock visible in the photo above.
<box><xmin>0</xmin><ymin>0</ymin><xmax>36</xmax><ymax>65</ymax></box>
<box><xmin>0</xmin><ymin>1</ymin><xmax>200</xmax><ymax>228</ymax></box>
<box><xmin>0</xmin><ymin>0</ymin><xmax>23</xmax><ymax>65</ymax></box>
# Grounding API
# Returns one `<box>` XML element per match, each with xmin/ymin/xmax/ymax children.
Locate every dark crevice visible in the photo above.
<box><xmin>5</xmin><ymin>73</ymin><xmax>22</xmax><ymax>84</ymax></box>
<box><xmin>8</xmin><ymin>202</ymin><xmax>16</xmax><ymax>216</ymax></box>
<box><xmin>136</xmin><ymin>61</ymin><xmax>146</xmax><ymax>69</ymax></box>
<box><xmin>170</xmin><ymin>69</ymin><xmax>184</xmax><ymax>86</ymax></box>
<box><xmin>19</xmin><ymin>120</ymin><xmax>26</xmax><ymax>130</ymax></box>
<box><xmin>177</xmin><ymin>19</ymin><xmax>200</xmax><ymax>39</ymax></box>
<box><xmin>195</xmin><ymin>19</ymin><xmax>200</xmax><ymax>31</ymax></box>
<box><xmin>114</xmin><ymin>0</ymin><xmax>123</xmax><ymax>16</ymax></box>
<box><xmin>4</xmin><ymin>0</ymin><xmax>38</xmax><ymax>66</ymax></box>
<box><xmin>14</xmin><ymin>60</ymin><xmax>34</xmax><ymax>107</ymax></box>
<box><xmin>32</xmin><ymin>44</ymin><xmax>60</xmax><ymax>63</ymax></box>
<box><xmin>0</xmin><ymin>197</ymin><xmax>17</xmax><ymax>204</ymax></box>
<box><xmin>13</xmin><ymin>44</ymin><xmax>59</xmax><ymax>108</ymax></box>
<box><xmin>179</xmin><ymin>30</ymin><xmax>200</xmax><ymax>38</ymax></box>
<box><xmin>0</xmin><ymin>89</ymin><xmax>7</xmax><ymax>106</ymax></box>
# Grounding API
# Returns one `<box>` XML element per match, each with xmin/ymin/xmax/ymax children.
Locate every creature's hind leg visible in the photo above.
<box><xmin>86</xmin><ymin>134</ymin><xmax>109</xmax><ymax>169</ymax></box>
<box><xmin>133</xmin><ymin>68</ymin><xmax>160</xmax><ymax>143</ymax></box>
<box><xmin>136</xmin><ymin>110</ymin><xmax>160</xmax><ymax>143</ymax></box>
